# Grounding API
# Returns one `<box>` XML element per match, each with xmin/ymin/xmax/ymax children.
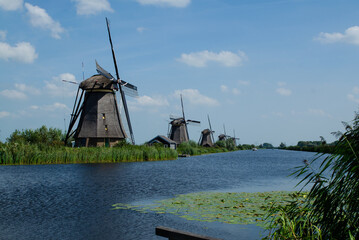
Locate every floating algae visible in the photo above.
<box><xmin>112</xmin><ymin>191</ymin><xmax>306</xmax><ymax>227</ymax></box>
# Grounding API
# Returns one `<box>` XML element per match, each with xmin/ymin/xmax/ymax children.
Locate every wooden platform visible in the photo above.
<box><xmin>156</xmin><ymin>226</ymin><xmax>222</xmax><ymax>240</ymax></box>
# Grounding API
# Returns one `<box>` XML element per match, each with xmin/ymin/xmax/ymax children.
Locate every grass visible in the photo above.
<box><xmin>0</xmin><ymin>143</ymin><xmax>178</xmax><ymax>165</ymax></box>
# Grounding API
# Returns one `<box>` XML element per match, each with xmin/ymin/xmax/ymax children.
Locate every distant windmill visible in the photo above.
<box><xmin>64</xmin><ymin>18</ymin><xmax>138</xmax><ymax>147</ymax></box>
<box><xmin>218</xmin><ymin>124</ymin><xmax>230</xmax><ymax>141</ymax></box>
<box><xmin>168</xmin><ymin>94</ymin><xmax>200</xmax><ymax>144</ymax></box>
<box><xmin>198</xmin><ymin>114</ymin><xmax>215</xmax><ymax>147</ymax></box>
<box><xmin>231</xmin><ymin>129</ymin><xmax>240</xmax><ymax>146</ymax></box>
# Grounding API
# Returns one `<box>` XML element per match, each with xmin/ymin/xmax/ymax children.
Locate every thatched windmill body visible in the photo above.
<box><xmin>64</xmin><ymin>18</ymin><xmax>138</xmax><ymax>147</ymax></box>
<box><xmin>168</xmin><ymin>95</ymin><xmax>200</xmax><ymax>144</ymax></box>
<box><xmin>198</xmin><ymin>115</ymin><xmax>215</xmax><ymax>147</ymax></box>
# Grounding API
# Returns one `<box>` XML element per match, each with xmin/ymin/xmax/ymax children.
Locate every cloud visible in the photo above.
<box><xmin>15</xmin><ymin>83</ymin><xmax>41</xmax><ymax>95</ymax></box>
<box><xmin>72</xmin><ymin>0</ymin><xmax>113</xmax><ymax>15</ymax></box>
<box><xmin>25</xmin><ymin>3</ymin><xmax>65</xmax><ymax>39</ymax></box>
<box><xmin>315</xmin><ymin>26</ymin><xmax>359</xmax><ymax>45</ymax></box>
<box><xmin>0</xmin><ymin>111</ymin><xmax>10</xmax><ymax>118</ymax></box>
<box><xmin>0</xmin><ymin>0</ymin><xmax>23</xmax><ymax>11</ymax></box>
<box><xmin>136</xmin><ymin>0</ymin><xmax>191</xmax><ymax>8</ymax></box>
<box><xmin>129</xmin><ymin>95</ymin><xmax>169</xmax><ymax>111</ymax></box>
<box><xmin>220</xmin><ymin>85</ymin><xmax>228</xmax><ymax>92</ymax></box>
<box><xmin>0</xmin><ymin>89</ymin><xmax>27</xmax><ymax>99</ymax></box>
<box><xmin>0</xmin><ymin>41</ymin><xmax>38</xmax><ymax>63</ymax></box>
<box><xmin>31</xmin><ymin>102</ymin><xmax>70</xmax><ymax>112</ymax></box>
<box><xmin>45</xmin><ymin>73</ymin><xmax>78</xmax><ymax>97</ymax></box>
<box><xmin>0</xmin><ymin>30</ymin><xmax>6</xmax><ymax>41</ymax></box>
<box><xmin>136</xmin><ymin>27</ymin><xmax>146</xmax><ymax>33</ymax></box>
<box><xmin>178</xmin><ymin>50</ymin><xmax>247</xmax><ymax>67</ymax></box>
<box><xmin>238</xmin><ymin>80</ymin><xmax>250</xmax><ymax>86</ymax></box>
<box><xmin>308</xmin><ymin>108</ymin><xmax>332</xmax><ymax>118</ymax></box>
<box><xmin>174</xmin><ymin>89</ymin><xmax>219</xmax><ymax>106</ymax></box>
<box><xmin>348</xmin><ymin>86</ymin><xmax>359</xmax><ymax>103</ymax></box>
<box><xmin>232</xmin><ymin>88</ymin><xmax>240</xmax><ymax>95</ymax></box>
<box><xmin>276</xmin><ymin>88</ymin><xmax>292</xmax><ymax>96</ymax></box>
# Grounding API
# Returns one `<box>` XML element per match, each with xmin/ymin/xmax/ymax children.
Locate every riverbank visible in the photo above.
<box><xmin>0</xmin><ymin>143</ymin><xmax>178</xmax><ymax>165</ymax></box>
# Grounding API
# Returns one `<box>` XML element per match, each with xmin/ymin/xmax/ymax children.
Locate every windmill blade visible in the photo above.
<box><xmin>169</xmin><ymin>114</ymin><xmax>182</xmax><ymax>120</ymax></box>
<box><xmin>187</xmin><ymin>119</ymin><xmax>201</xmax><ymax>126</ymax></box>
<box><xmin>106</xmin><ymin>17</ymin><xmax>135</xmax><ymax>145</ymax></box>
<box><xmin>96</xmin><ymin>60</ymin><xmax>115</xmax><ymax>80</ymax></box>
<box><xmin>121</xmin><ymin>80</ymin><xmax>138</xmax><ymax>97</ymax></box>
<box><xmin>62</xmin><ymin>79</ymin><xmax>78</xmax><ymax>85</ymax></box>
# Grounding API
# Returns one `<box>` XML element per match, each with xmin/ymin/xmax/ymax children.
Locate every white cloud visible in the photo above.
<box><xmin>220</xmin><ymin>85</ymin><xmax>228</xmax><ymax>92</ymax></box>
<box><xmin>0</xmin><ymin>0</ymin><xmax>23</xmax><ymax>11</ymax></box>
<box><xmin>276</xmin><ymin>88</ymin><xmax>292</xmax><ymax>96</ymax></box>
<box><xmin>238</xmin><ymin>80</ymin><xmax>250</xmax><ymax>86</ymax></box>
<box><xmin>136</xmin><ymin>27</ymin><xmax>146</xmax><ymax>33</ymax></box>
<box><xmin>174</xmin><ymin>89</ymin><xmax>219</xmax><ymax>107</ymax></box>
<box><xmin>72</xmin><ymin>0</ymin><xmax>113</xmax><ymax>15</ymax></box>
<box><xmin>0</xmin><ymin>41</ymin><xmax>38</xmax><ymax>63</ymax></box>
<box><xmin>0</xmin><ymin>111</ymin><xmax>10</xmax><ymax>118</ymax></box>
<box><xmin>178</xmin><ymin>50</ymin><xmax>247</xmax><ymax>67</ymax></box>
<box><xmin>129</xmin><ymin>95</ymin><xmax>169</xmax><ymax>111</ymax></box>
<box><xmin>30</xmin><ymin>102</ymin><xmax>70</xmax><ymax>112</ymax></box>
<box><xmin>136</xmin><ymin>0</ymin><xmax>190</xmax><ymax>8</ymax></box>
<box><xmin>45</xmin><ymin>73</ymin><xmax>78</xmax><ymax>97</ymax></box>
<box><xmin>0</xmin><ymin>30</ymin><xmax>6</xmax><ymax>41</ymax></box>
<box><xmin>308</xmin><ymin>108</ymin><xmax>332</xmax><ymax>118</ymax></box>
<box><xmin>232</xmin><ymin>88</ymin><xmax>240</xmax><ymax>95</ymax></box>
<box><xmin>0</xmin><ymin>89</ymin><xmax>27</xmax><ymax>99</ymax></box>
<box><xmin>25</xmin><ymin>3</ymin><xmax>65</xmax><ymax>39</ymax></box>
<box><xmin>277</xmin><ymin>81</ymin><xmax>286</xmax><ymax>87</ymax></box>
<box><xmin>315</xmin><ymin>26</ymin><xmax>359</xmax><ymax>45</ymax></box>
<box><xmin>15</xmin><ymin>83</ymin><xmax>41</xmax><ymax>95</ymax></box>
<box><xmin>347</xmin><ymin>86</ymin><xmax>359</xmax><ymax>103</ymax></box>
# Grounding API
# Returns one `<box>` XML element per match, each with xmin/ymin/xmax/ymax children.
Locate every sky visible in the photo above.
<box><xmin>1</xmin><ymin>0</ymin><xmax>359</xmax><ymax>146</ymax></box>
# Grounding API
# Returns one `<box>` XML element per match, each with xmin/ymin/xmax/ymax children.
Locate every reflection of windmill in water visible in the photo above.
<box><xmin>168</xmin><ymin>95</ymin><xmax>200</xmax><ymax>144</ymax></box>
<box><xmin>198</xmin><ymin>115</ymin><xmax>215</xmax><ymax>147</ymax></box>
<box><xmin>64</xmin><ymin>18</ymin><xmax>138</xmax><ymax>147</ymax></box>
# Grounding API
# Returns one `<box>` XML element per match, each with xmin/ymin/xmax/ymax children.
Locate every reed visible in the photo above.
<box><xmin>0</xmin><ymin>143</ymin><xmax>178</xmax><ymax>165</ymax></box>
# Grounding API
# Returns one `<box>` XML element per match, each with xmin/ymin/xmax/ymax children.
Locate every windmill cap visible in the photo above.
<box><xmin>79</xmin><ymin>74</ymin><xmax>115</xmax><ymax>90</ymax></box>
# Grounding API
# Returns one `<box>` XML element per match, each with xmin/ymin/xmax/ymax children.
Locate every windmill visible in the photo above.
<box><xmin>218</xmin><ymin>124</ymin><xmax>230</xmax><ymax>141</ymax></box>
<box><xmin>230</xmin><ymin>129</ymin><xmax>240</xmax><ymax>146</ymax></box>
<box><xmin>168</xmin><ymin>94</ymin><xmax>200</xmax><ymax>144</ymax></box>
<box><xmin>198</xmin><ymin>114</ymin><xmax>215</xmax><ymax>147</ymax></box>
<box><xmin>64</xmin><ymin>18</ymin><xmax>138</xmax><ymax>147</ymax></box>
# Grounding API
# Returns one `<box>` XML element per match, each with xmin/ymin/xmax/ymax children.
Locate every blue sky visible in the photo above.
<box><xmin>1</xmin><ymin>0</ymin><xmax>359</xmax><ymax>146</ymax></box>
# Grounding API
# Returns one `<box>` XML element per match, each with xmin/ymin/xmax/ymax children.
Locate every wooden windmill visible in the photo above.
<box><xmin>198</xmin><ymin>115</ymin><xmax>215</xmax><ymax>147</ymax></box>
<box><xmin>218</xmin><ymin>124</ymin><xmax>230</xmax><ymax>141</ymax></box>
<box><xmin>64</xmin><ymin>18</ymin><xmax>138</xmax><ymax>147</ymax></box>
<box><xmin>230</xmin><ymin>130</ymin><xmax>240</xmax><ymax>146</ymax></box>
<box><xmin>168</xmin><ymin>95</ymin><xmax>200</xmax><ymax>144</ymax></box>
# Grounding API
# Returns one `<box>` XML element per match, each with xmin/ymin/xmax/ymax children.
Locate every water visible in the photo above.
<box><xmin>0</xmin><ymin>149</ymin><xmax>319</xmax><ymax>240</ymax></box>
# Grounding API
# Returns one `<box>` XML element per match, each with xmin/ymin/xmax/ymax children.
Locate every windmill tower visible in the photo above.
<box><xmin>64</xmin><ymin>18</ymin><xmax>138</xmax><ymax>147</ymax></box>
<box><xmin>218</xmin><ymin>124</ymin><xmax>230</xmax><ymax>141</ymax></box>
<box><xmin>230</xmin><ymin>129</ymin><xmax>240</xmax><ymax>146</ymax></box>
<box><xmin>168</xmin><ymin>95</ymin><xmax>200</xmax><ymax>144</ymax></box>
<box><xmin>198</xmin><ymin>115</ymin><xmax>215</xmax><ymax>147</ymax></box>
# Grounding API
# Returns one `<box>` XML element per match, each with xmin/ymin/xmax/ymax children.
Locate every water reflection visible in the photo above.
<box><xmin>0</xmin><ymin>149</ymin><xmax>318</xmax><ymax>240</ymax></box>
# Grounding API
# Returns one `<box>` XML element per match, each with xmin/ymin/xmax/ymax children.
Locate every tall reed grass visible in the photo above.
<box><xmin>0</xmin><ymin>143</ymin><xmax>178</xmax><ymax>165</ymax></box>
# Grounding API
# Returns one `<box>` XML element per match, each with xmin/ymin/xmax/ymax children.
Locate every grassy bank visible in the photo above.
<box><xmin>0</xmin><ymin>143</ymin><xmax>178</xmax><ymax>165</ymax></box>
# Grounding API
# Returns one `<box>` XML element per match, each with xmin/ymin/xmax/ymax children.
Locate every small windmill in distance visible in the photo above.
<box><xmin>168</xmin><ymin>94</ymin><xmax>200</xmax><ymax>144</ymax></box>
<box><xmin>198</xmin><ymin>114</ymin><xmax>215</xmax><ymax>147</ymax></box>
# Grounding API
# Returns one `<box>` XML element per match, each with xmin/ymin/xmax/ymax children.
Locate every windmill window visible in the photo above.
<box><xmin>105</xmin><ymin>125</ymin><xmax>108</xmax><ymax>131</ymax></box>
<box><xmin>102</xmin><ymin>113</ymin><xmax>106</xmax><ymax>120</ymax></box>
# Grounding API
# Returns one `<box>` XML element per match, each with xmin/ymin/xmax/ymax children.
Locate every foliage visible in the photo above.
<box><xmin>259</xmin><ymin>143</ymin><xmax>274</xmax><ymax>149</ymax></box>
<box><xmin>266</xmin><ymin>111</ymin><xmax>359</xmax><ymax>239</ymax></box>
<box><xmin>113</xmin><ymin>191</ymin><xmax>306</xmax><ymax>227</ymax></box>
<box><xmin>177</xmin><ymin>140</ymin><xmax>239</xmax><ymax>156</ymax></box>
<box><xmin>7</xmin><ymin>125</ymin><xmax>64</xmax><ymax>147</ymax></box>
<box><xmin>278</xmin><ymin>142</ymin><xmax>286</xmax><ymax>149</ymax></box>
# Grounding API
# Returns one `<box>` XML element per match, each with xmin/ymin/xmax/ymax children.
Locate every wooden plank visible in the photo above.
<box><xmin>155</xmin><ymin>226</ymin><xmax>222</xmax><ymax>240</ymax></box>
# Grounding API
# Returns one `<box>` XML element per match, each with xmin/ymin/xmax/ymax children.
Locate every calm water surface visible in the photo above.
<box><xmin>0</xmin><ymin>149</ymin><xmax>318</xmax><ymax>240</ymax></box>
